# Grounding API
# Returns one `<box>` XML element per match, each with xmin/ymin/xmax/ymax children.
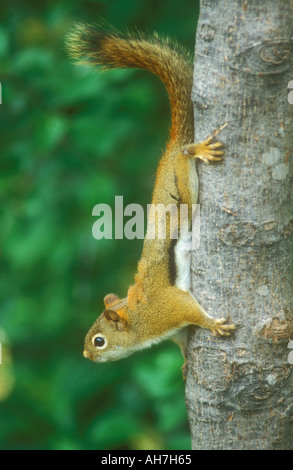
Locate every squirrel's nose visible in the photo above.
<box><xmin>83</xmin><ymin>349</ymin><xmax>91</xmax><ymax>359</ymax></box>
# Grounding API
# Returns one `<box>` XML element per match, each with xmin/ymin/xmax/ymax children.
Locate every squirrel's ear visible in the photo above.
<box><xmin>104</xmin><ymin>293</ymin><xmax>120</xmax><ymax>308</ymax></box>
<box><xmin>104</xmin><ymin>309</ymin><xmax>128</xmax><ymax>331</ymax></box>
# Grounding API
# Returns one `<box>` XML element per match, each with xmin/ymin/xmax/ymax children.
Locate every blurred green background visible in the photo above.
<box><xmin>0</xmin><ymin>0</ymin><xmax>199</xmax><ymax>450</ymax></box>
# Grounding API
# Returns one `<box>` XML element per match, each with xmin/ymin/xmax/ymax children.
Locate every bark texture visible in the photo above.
<box><xmin>186</xmin><ymin>0</ymin><xmax>293</xmax><ymax>450</ymax></box>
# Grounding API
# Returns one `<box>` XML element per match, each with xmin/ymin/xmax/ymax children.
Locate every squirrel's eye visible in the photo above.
<box><xmin>92</xmin><ymin>334</ymin><xmax>107</xmax><ymax>348</ymax></box>
<box><xmin>94</xmin><ymin>337</ymin><xmax>104</xmax><ymax>347</ymax></box>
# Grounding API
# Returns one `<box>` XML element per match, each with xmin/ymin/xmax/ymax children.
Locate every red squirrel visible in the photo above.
<box><xmin>66</xmin><ymin>22</ymin><xmax>235</xmax><ymax>376</ymax></box>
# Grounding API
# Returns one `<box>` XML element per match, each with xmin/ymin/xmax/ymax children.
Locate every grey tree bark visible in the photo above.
<box><xmin>186</xmin><ymin>0</ymin><xmax>293</xmax><ymax>450</ymax></box>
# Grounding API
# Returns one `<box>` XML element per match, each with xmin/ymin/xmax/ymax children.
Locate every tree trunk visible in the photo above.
<box><xmin>186</xmin><ymin>0</ymin><xmax>293</xmax><ymax>450</ymax></box>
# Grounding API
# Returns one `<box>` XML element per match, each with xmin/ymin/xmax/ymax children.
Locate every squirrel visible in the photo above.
<box><xmin>66</xmin><ymin>22</ymin><xmax>235</xmax><ymax>377</ymax></box>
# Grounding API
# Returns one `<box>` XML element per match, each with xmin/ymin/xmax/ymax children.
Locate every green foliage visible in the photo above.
<box><xmin>0</xmin><ymin>0</ymin><xmax>199</xmax><ymax>450</ymax></box>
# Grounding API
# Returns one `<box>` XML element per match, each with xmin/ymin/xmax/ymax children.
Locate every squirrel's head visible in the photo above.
<box><xmin>83</xmin><ymin>292</ymin><xmax>140</xmax><ymax>362</ymax></box>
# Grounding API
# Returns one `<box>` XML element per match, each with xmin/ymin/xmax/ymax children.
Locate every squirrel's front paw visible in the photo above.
<box><xmin>211</xmin><ymin>318</ymin><xmax>236</xmax><ymax>336</ymax></box>
<box><xmin>182</xmin><ymin>137</ymin><xmax>225</xmax><ymax>164</ymax></box>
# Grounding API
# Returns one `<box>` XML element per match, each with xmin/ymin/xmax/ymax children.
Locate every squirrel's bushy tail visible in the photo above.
<box><xmin>65</xmin><ymin>22</ymin><xmax>194</xmax><ymax>145</ymax></box>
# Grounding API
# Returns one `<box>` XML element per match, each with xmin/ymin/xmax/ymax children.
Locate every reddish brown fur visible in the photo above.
<box><xmin>66</xmin><ymin>23</ymin><xmax>235</xmax><ymax>372</ymax></box>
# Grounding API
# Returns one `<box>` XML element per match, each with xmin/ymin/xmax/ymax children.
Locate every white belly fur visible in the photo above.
<box><xmin>175</xmin><ymin>160</ymin><xmax>198</xmax><ymax>293</ymax></box>
<box><xmin>170</xmin><ymin>162</ymin><xmax>200</xmax><ymax>359</ymax></box>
